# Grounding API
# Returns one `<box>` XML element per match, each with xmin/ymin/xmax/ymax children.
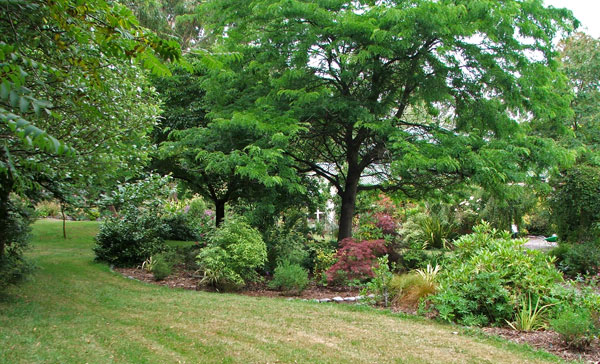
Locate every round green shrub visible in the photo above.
<box><xmin>93</xmin><ymin>207</ymin><xmax>167</xmax><ymax>267</ymax></box>
<box><xmin>550</xmin><ymin>307</ymin><xmax>598</xmax><ymax>350</ymax></box>
<box><xmin>268</xmin><ymin>261</ymin><xmax>309</xmax><ymax>295</ymax></box>
<box><xmin>160</xmin><ymin>212</ymin><xmax>200</xmax><ymax>241</ymax></box>
<box><xmin>429</xmin><ymin>271</ymin><xmax>514</xmax><ymax>326</ymax></box>
<box><xmin>307</xmin><ymin>240</ymin><xmax>337</xmax><ymax>278</ymax></box>
<box><xmin>196</xmin><ymin>246</ymin><xmax>244</xmax><ymax>290</ymax></box>
<box><xmin>263</xmin><ymin>225</ymin><xmax>309</xmax><ymax>271</ymax></box>
<box><xmin>186</xmin><ymin>197</ymin><xmax>208</xmax><ymax>219</ymax></box>
<box><xmin>397</xmin><ymin>249</ymin><xmax>429</xmax><ymax>271</ymax></box>
<box><xmin>196</xmin><ymin>217</ymin><xmax>266</xmax><ymax>289</ymax></box>
<box><xmin>151</xmin><ymin>256</ymin><xmax>172</xmax><ymax>281</ymax></box>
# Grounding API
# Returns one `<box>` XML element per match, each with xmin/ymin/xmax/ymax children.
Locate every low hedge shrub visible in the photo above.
<box><xmin>550</xmin><ymin>307</ymin><xmax>599</xmax><ymax>350</ymax></box>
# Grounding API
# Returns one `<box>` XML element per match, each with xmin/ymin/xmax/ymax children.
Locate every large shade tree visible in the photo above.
<box><xmin>202</xmin><ymin>0</ymin><xmax>577</xmax><ymax>240</ymax></box>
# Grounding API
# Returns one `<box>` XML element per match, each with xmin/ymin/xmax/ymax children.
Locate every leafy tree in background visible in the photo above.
<box><xmin>158</xmin><ymin>115</ymin><xmax>280</xmax><ymax>226</ymax></box>
<box><xmin>125</xmin><ymin>0</ymin><xmax>207</xmax><ymax>50</ymax></box>
<box><xmin>150</xmin><ymin>64</ymin><xmax>207</xmax><ymax>144</ymax></box>
<box><xmin>0</xmin><ymin>0</ymin><xmax>179</xmax><ymax>258</ymax></box>
<box><xmin>201</xmin><ymin>0</ymin><xmax>577</xmax><ymax>240</ymax></box>
<box><xmin>156</xmin><ymin>99</ymin><xmax>306</xmax><ymax>227</ymax></box>
<box><xmin>558</xmin><ymin>33</ymin><xmax>600</xmax><ymax>150</ymax></box>
<box><xmin>544</xmin><ymin>34</ymin><xmax>600</xmax><ymax>242</ymax></box>
<box><xmin>151</xmin><ymin>60</ymin><xmax>252</xmax><ymax>226</ymax></box>
<box><xmin>153</xmin><ymin>55</ymin><xmax>309</xmax><ymax>227</ymax></box>
<box><xmin>477</xmin><ymin>184</ymin><xmax>537</xmax><ymax>232</ymax></box>
<box><xmin>32</xmin><ymin>60</ymin><xmax>162</xmax><ymax>228</ymax></box>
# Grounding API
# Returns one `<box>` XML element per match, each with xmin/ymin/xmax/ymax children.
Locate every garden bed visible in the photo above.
<box><xmin>483</xmin><ymin>327</ymin><xmax>600</xmax><ymax>363</ymax></box>
<box><xmin>115</xmin><ymin>266</ymin><xmax>360</xmax><ymax>299</ymax></box>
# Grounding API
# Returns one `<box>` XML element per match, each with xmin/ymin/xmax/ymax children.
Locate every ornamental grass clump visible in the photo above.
<box><xmin>389</xmin><ymin>272</ymin><xmax>437</xmax><ymax>310</ymax></box>
<box><xmin>507</xmin><ymin>294</ymin><xmax>555</xmax><ymax>332</ymax></box>
<box><xmin>415</xmin><ymin>264</ymin><xmax>440</xmax><ymax>284</ymax></box>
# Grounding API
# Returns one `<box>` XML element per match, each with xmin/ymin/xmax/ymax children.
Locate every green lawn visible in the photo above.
<box><xmin>0</xmin><ymin>220</ymin><xmax>565</xmax><ymax>364</ymax></box>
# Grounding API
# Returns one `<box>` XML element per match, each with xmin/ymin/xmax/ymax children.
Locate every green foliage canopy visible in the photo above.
<box><xmin>0</xmin><ymin>0</ymin><xmax>180</xmax><ymax>194</ymax></box>
<box><xmin>1</xmin><ymin>0</ymin><xmax>180</xmax><ymax>158</ymax></box>
<box><xmin>154</xmin><ymin>57</ymin><xmax>308</xmax><ymax>226</ymax></box>
<box><xmin>125</xmin><ymin>0</ymin><xmax>207</xmax><ymax>50</ymax></box>
<box><xmin>201</xmin><ymin>0</ymin><xmax>577</xmax><ymax>240</ymax></box>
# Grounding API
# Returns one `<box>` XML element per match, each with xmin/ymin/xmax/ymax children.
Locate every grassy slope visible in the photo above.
<box><xmin>0</xmin><ymin>220</ymin><xmax>565</xmax><ymax>364</ymax></box>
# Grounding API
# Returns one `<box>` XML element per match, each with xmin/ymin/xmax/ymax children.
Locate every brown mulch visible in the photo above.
<box><xmin>114</xmin><ymin>267</ymin><xmax>599</xmax><ymax>362</ymax></box>
<box><xmin>241</xmin><ymin>281</ymin><xmax>360</xmax><ymax>299</ymax></box>
<box><xmin>116</xmin><ymin>267</ymin><xmax>201</xmax><ymax>290</ymax></box>
<box><xmin>482</xmin><ymin>327</ymin><xmax>600</xmax><ymax>363</ymax></box>
<box><xmin>114</xmin><ymin>266</ymin><xmax>360</xmax><ymax>299</ymax></box>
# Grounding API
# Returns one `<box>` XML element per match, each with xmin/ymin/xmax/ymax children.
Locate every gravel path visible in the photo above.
<box><xmin>523</xmin><ymin>236</ymin><xmax>557</xmax><ymax>251</ymax></box>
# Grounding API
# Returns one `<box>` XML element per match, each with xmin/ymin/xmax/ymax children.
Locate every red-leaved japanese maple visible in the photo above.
<box><xmin>326</xmin><ymin>238</ymin><xmax>387</xmax><ymax>284</ymax></box>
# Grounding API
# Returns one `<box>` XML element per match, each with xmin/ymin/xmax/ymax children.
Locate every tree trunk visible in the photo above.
<box><xmin>0</xmin><ymin>173</ymin><xmax>13</xmax><ymax>258</ymax></box>
<box><xmin>215</xmin><ymin>200</ymin><xmax>226</xmax><ymax>227</ymax></box>
<box><xmin>61</xmin><ymin>203</ymin><xmax>67</xmax><ymax>239</ymax></box>
<box><xmin>337</xmin><ymin>171</ymin><xmax>360</xmax><ymax>241</ymax></box>
<box><xmin>0</xmin><ymin>199</ymin><xmax>8</xmax><ymax>258</ymax></box>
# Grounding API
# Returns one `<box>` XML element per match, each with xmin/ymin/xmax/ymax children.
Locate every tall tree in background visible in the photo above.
<box><xmin>544</xmin><ymin>34</ymin><xmax>600</xmax><ymax>241</ymax></box>
<box><xmin>130</xmin><ymin>1</ymin><xmax>301</xmax><ymax>227</ymax></box>
<box><xmin>559</xmin><ymin>33</ymin><xmax>600</xmax><ymax>151</ymax></box>
<box><xmin>202</xmin><ymin>0</ymin><xmax>576</xmax><ymax>240</ymax></box>
<box><xmin>125</xmin><ymin>0</ymin><xmax>209</xmax><ymax>50</ymax></box>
